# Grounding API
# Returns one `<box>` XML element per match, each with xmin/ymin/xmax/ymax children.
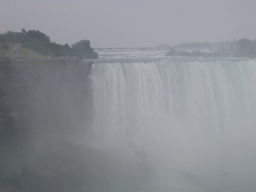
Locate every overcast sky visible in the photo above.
<box><xmin>1</xmin><ymin>0</ymin><xmax>256</xmax><ymax>48</ymax></box>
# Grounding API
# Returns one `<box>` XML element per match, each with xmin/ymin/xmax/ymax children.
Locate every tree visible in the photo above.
<box><xmin>26</xmin><ymin>30</ymin><xmax>50</xmax><ymax>43</ymax></box>
<box><xmin>236</xmin><ymin>38</ymin><xmax>256</xmax><ymax>57</ymax></box>
<box><xmin>64</xmin><ymin>43</ymin><xmax>70</xmax><ymax>50</ymax></box>
<box><xmin>166</xmin><ymin>48</ymin><xmax>177</xmax><ymax>56</ymax></box>
<box><xmin>2</xmin><ymin>44</ymin><xmax>9</xmax><ymax>50</ymax></box>
<box><xmin>0</xmin><ymin>34</ymin><xmax>4</xmax><ymax>43</ymax></box>
<box><xmin>0</xmin><ymin>29</ymin><xmax>98</xmax><ymax>58</ymax></box>
<box><xmin>71</xmin><ymin>40</ymin><xmax>98</xmax><ymax>59</ymax></box>
<box><xmin>3</xmin><ymin>31</ymin><xmax>16</xmax><ymax>43</ymax></box>
<box><xmin>21</xmin><ymin>28</ymin><xmax>27</xmax><ymax>34</ymax></box>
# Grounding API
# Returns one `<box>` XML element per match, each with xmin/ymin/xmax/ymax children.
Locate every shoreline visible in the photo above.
<box><xmin>0</xmin><ymin>57</ymin><xmax>94</xmax><ymax>66</ymax></box>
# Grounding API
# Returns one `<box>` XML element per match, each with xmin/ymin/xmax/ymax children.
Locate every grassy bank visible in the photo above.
<box><xmin>0</xmin><ymin>43</ymin><xmax>47</xmax><ymax>60</ymax></box>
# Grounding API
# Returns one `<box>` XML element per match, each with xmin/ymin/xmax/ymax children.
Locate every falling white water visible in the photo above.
<box><xmin>89</xmin><ymin>49</ymin><xmax>256</xmax><ymax>191</ymax></box>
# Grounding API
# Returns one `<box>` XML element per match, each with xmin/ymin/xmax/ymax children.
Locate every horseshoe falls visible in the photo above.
<box><xmin>88</xmin><ymin>49</ymin><xmax>256</xmax><ymax>191</ymax></box>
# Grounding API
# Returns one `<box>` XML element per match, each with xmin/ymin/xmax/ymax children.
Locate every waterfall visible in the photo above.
<box><xmin>91</xmin><ymin>59</ymin><xmax>256</xmax><ymax>137</ymax></box>
<box><xmin>89</xmin><ymin>58</ymin><xmax>256</xmax><ymax>190</ymax></box>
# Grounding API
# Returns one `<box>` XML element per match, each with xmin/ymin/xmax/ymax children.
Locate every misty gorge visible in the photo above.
<box><xmin>1</xmin><ymin>49</ymin><xmax>256</xmax><ymax>192</ymax></box>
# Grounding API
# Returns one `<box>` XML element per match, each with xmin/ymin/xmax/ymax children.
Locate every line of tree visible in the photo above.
<box><xmin>167</xmin><ymin>38</ymin><xmax>256</xmax><ymax>58</ymax></box>
<box><xmin>0</xmin><ymin>29</ymin><xmax>98</xmax><ymax>59</ymax></box>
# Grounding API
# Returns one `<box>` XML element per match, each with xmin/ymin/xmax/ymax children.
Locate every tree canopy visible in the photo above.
<box><xmin>0</xmin><ymin>29</ymin><xmax>98</xmax><ymax>59</ymax></box>
<box><xmin>72</xmin><ymin>40</ymin><xmax>98</xmax><ymax>59</ymax></box>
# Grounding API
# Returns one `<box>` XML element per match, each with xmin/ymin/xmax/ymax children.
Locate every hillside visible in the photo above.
<box><xmin>0</xmin><ymin>43</ymin><xmax>47</xmax><ymax>60</ymax></box>
<box><xmin>0</xmin><ymin>29</ymin><xmax>98</xmax><ymax>60</ymax></box>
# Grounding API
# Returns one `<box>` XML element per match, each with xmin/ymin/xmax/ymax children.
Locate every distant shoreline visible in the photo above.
<box><xmin>0</xmin><ymin>57</ymin><xmax>94</xmax><ymax>66</ymax></box>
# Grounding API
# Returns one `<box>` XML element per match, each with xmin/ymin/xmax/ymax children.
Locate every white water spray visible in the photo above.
<box><xmin>89</xmin><ymin>57</ymin><xmax>256</xmax><ymax>191</ymax></box>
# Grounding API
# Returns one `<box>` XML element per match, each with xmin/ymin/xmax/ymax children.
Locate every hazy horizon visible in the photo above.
<box><xmin>1</xmin><ymin>0</ymin><xmax>256</xmax><ymax>48</ymax></box>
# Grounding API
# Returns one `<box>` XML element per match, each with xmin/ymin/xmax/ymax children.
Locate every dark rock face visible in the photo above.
<box><xmin>0</xmin><ymin>185</ymin><xmax>20</xmax><ymax>192</ymax></box>
<box><xmin>0</xmin><ymin>60</ymin><xmax>93</xmax><ymax>147</ymax></box>
<box><xmin>0</xmin><ymin>65</ymin><xmax>27</xmax><ymax>147</ymax></box>
<box><xmin>0</xmin><ymin>60</ymin><xmax>94</xmax><ymax>191</ymax></box>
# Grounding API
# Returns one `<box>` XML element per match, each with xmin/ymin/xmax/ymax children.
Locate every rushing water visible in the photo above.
<box><xmin>88</xmin><ymin>48</ymin><xmax>256</xmax><ymax>191</ymax></box>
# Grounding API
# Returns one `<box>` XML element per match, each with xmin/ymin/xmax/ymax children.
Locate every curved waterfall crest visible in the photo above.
<box><xmin>88</xmin><ymin>57</ymin><xmax>256</xmax><ymax>190</ymax></box>
<box><xmin>90</xmin><ymin>59</ymin><xmax>256</xmax><ymax>141</ymax></box>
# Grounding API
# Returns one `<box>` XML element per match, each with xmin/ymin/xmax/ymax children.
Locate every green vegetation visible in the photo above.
<box><xmin>167</xmin><ymin>38</ymin><xmax>256</xmax><ymax>58</ymax></box>
<box><xmin>17</xmin><ymin>47</ymin><xmax>47</xmax><ymax>59</ymax></box>
<box><xmin>2</xmin><ymin>44</ymin><xmax>9</xmax><ymax>50</ymax></box>
<box><xmin>72</xmin><ymin>40</ymin><xmax>98</xmax><ymax>59</ymax></box>
<box><xmin>0</xmin><ymin>43</ymin><xmax>13</xmax><ymax>54</ymax></box>
<box><xmin>0</xmin><ymin>29</ymin><xmax>98</xmax><ymax>59</ymax></box>
<box><xmin>0</xmin><ymin>43</ymin><xmax>47</xmax><ymax>60</ymax></box>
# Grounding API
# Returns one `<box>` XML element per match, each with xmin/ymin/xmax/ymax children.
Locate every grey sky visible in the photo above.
<box><xmin>1</xmin><ymin>0</ymin><xmax>256</xmax><ymax>48</ymax></box>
